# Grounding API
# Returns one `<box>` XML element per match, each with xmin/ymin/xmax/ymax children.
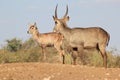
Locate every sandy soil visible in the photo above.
<box><xmin>0</xmin><ymin>62</ymin><xmax>120</xmax><ymax>80</ymax></box>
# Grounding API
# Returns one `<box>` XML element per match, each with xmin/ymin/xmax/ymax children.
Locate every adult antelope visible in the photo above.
<box><xmin>53</xmin><ymin>5</ymin><xmax>110</xmax><ymax>68</ymax></box>
<box><xmin>27</xmin><ymin>22</ymin><xmax>65</xmax><ymax>64</ymax></box>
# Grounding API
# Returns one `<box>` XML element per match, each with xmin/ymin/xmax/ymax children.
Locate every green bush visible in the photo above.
<box><xmin>0</xmin><ymin>47</ymin><xmax>41</xmax><ymax>63</ymax></box>
<box><xmin>25</xmin><ymin>47</ymin><xmax>42</xmax><ymax>62</ymax></box>
<box><xmin>22</xmin><ymin>38</ymin><xmax>37</xmax><ymax>49</ymax></box>
<box><xmin>5</xmin><ymin>38</ymin><xmax>22</xmax><ymax>52</ymax></box>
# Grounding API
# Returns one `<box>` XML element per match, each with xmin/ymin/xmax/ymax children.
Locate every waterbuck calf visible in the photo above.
<box><xmin>27</xmin><ymin>22</ymin><xmax>65</xmax><ymax>63</ymax></box>
<box><xmin>53</xmin><ymin>5</ymin><xmax>110</xmax><ymax>68</ymax></box>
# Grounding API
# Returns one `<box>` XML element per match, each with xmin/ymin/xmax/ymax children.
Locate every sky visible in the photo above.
<box><xmin>0</xmin><ymin>0</ymin><xmax>120</xmax><ymax>51</ymax></box>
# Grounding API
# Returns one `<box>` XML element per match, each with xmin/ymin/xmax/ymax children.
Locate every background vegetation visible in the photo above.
<box><xmin>0</xmin><ymin>38</ymin><xmax>120</xmax><ymax>68</ymax></box>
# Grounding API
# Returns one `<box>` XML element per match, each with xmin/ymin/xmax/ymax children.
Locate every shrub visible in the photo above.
<box><xmin>115</xmin><ymin>56</ymin><xmax>120</xmax><ymax>67</ymax></box>
<box><xmin>22</xmin><ymin>38</ymin><xmax>37</xmax><ymax>50</ymax></box>
<box><xmin>5</xmin><ymin>38</ymin><xmax>22</xmax><ymax>52</ymax></box>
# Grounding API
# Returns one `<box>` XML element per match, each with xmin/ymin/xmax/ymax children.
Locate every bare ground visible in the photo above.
<box><xmin>0</xmin><ymin>62</ymin><xmax>120</xmax><ymax>80</ymax></box>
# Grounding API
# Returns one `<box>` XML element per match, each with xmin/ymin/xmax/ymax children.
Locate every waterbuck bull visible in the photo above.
<box><xmin>27</xmin><ymin>22</ymin><xmax>65</xmax><ymax>63</ymax></box>
<box><xmin>53</xmin><ymin>5</ymin><xmax>110</xmax><ymax>68</ymax></box>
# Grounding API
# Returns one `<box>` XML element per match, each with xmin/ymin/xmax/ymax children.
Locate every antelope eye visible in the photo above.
<box><xmin>55</xmin><ymin>21</ymin><xmax>58</xmax><ymax>24</ymax></box>
<box><xmin>31</xmin><ymin>27</ymin><xmax>33</xmax><ymax>29</ymax></box>
<box><xmin>30</xmin><ymin>26</ymin><xmax>34</xmax><ymax>29</ymax></box>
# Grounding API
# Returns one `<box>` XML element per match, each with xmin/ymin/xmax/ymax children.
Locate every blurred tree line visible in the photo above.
<box><xmin>0</xmin><ymin>38</ymin><xmax>120</xmax><ymax>68</ymax></box>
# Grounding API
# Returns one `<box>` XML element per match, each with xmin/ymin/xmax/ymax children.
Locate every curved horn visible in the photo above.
<box><xmin>55</xmin><ymin>4</ymin><xmax>58</xmax><ymax>18</ymax></box>
<box><xmin>63</xmin><ymin>5</ymin><xmax>68</xmax><ymax>18</ymax></box>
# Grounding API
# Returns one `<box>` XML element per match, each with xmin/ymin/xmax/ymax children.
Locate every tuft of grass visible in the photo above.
<box><xmin>88</xmin><ymin>51</ymin><xmax>103</xmax><ymax>67</ymax></box>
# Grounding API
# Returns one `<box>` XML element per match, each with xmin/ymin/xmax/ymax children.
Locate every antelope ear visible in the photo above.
<box><xmin>34</xmin><ymin>22</ymin><xmax>38</xmax><ymax>29</ymax></box>
<box><xmin>53</xmin><ymin>16</ymin><xmax>55</xmax><ymax>20</ymax></box>
<box><xmin>35</xmin><ymin>27</ymin><xmax>38</xmax><ymax>30</ymax></box>
<box><xmin>34</xmin><ymin>22</ymin><xmax>37</xmax><ymax>26</ymax></box>
<box><xmin>67</xmin><ymin>16</ymin><xmax>70</xmax><ymax>21</ymax></box>
<box><xmin>63</xmin><ymin>16</ymin><xmax>70</xmax><ymax>22</ymax></box>
<box><xmin>53</xmin><ymin>16</ymin><xmax>58</xmax><ymax>21</ymax></box>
